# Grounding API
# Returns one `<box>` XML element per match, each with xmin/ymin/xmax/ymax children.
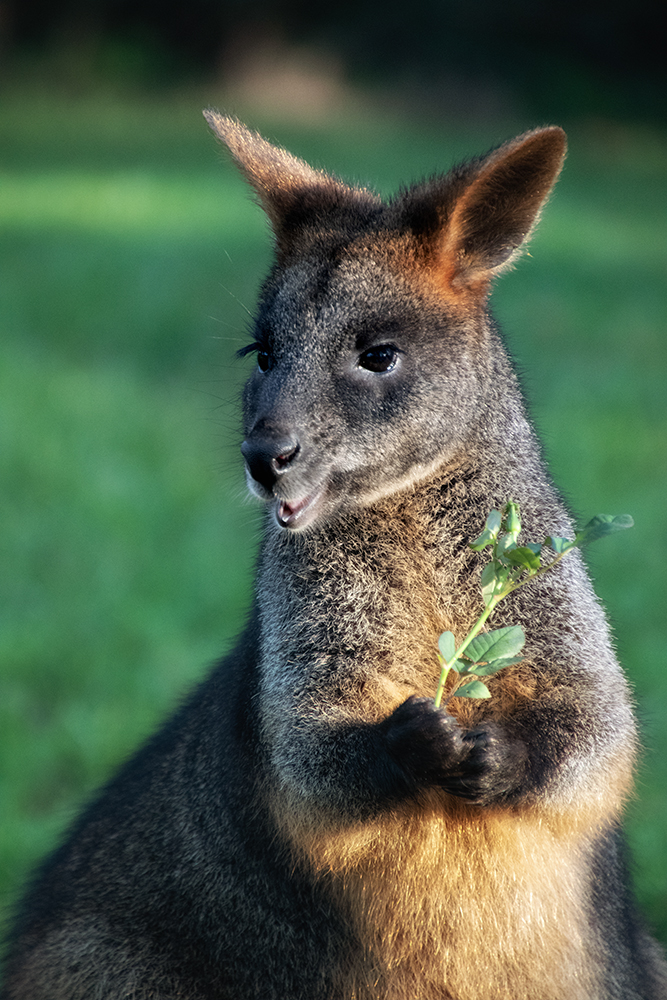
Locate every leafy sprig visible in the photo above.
<box><xmin>433</xmin><ymin>503</ymin><xmax>633</xmax><ymax>708</ymax></box>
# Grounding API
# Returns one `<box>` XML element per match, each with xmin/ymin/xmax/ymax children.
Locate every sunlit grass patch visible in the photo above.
<box><xmin>0</xmin><ymin>338</ymin><xmax>257</xmax><ymax>906</ymax></box>
<box><xmin>0</xmin><ymin>170</ymin><xmax>263</xmax><ymax>237</ymax></box>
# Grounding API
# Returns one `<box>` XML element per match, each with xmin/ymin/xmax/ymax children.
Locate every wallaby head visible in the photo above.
<box><xmin>204</xmin><ymin>111</ymin><xmax>566</xmax><ymax>531</ymax></box>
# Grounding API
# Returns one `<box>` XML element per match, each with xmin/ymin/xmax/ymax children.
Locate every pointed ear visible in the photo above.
<box><xmin>432</xmin><ymin>127</ymin><xmax>567</xmax><ymax>289</ymax></box>
<box><xmin>203</xmin><ymin>110</ymin><xmax>371</xmax><ymax>245</ymax></box>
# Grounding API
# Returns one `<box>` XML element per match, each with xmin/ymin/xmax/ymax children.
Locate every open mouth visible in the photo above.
<box><xmin>275</xmin><ymin>487</ymin><xmax>325</xmax><ymax>530</ymax></box>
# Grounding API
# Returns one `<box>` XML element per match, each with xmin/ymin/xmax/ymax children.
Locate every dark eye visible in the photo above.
<box><xmin>257</xmin><ymin>350</ymin><xmax>272</xmax><ymax>373</ymax></box>
<box><xmin>237</xmin><ymin>340</ymin><xmax>273</xmax><ymax>371</ymax></box>
<box><xmin>358</xmin><ymin>344</ymin><xmax>400</xmax><ymax>373</ymax></box>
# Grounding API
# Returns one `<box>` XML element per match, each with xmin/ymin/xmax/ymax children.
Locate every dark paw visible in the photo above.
<box><xmin>382</xmin><ymin>699</ymin><xmax>528</xmax><ymax>805</ymax></box>
<box><xmin>442</xmin><ymin>722</ymin><xmax>529</xmax><ymax>804</ymax></box>
<box><xmin>382</xmin><ymin>696</ymin><xmax>468</xmax><ymax>787</ymax></box>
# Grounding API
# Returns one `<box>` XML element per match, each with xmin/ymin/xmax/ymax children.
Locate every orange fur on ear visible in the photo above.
<box><xmin>442</xmin><ymin>127</ymin><xmax>567</xmax><ymax>286</ymax></box>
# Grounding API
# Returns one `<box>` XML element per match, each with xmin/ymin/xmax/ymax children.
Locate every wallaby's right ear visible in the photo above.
<box><xmin>411</xmin><ymin>127</ymin><xmax>567</xmax><ymax>292</ymax></box>
<box><xmin>203</xmin><ymin>110</ymin><xmax>373</xmax><ymax>250</ymax></box>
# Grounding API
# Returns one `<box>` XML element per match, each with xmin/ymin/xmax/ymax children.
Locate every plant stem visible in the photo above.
<box><xmin>433</xmin><ymin>546</ymin><xmax>573</xmax><ymax>709</ymax></box>
<box><xmin>433</xmin><ymin>596</ymin><xmax>500</xmax><ymax>708</ymax></box>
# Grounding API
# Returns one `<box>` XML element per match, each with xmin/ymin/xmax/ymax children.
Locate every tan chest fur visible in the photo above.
<box><xmin>287</xmin><ymin>797</ymin><xmax>603</xmax><ymax>1000</ymax></box>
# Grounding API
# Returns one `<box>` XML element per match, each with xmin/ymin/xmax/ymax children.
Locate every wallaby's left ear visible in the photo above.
<box><xmin>437</xmin><ymin>127</ymin><xmax>567</xmax><ymax>288</ymax></box>
<box><xmin>203</xmin><ymin>110</ymin><xmax>378</xmax><ymax>254</ymax></box>
<box><xmin>204</xmin><ymin>110</ymin><xmax>330</xmax><ymax>233</ymax></box>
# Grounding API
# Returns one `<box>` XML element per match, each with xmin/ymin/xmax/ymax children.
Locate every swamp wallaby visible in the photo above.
<box><xmin>2</xmin><ymin>114</ymin><xmax>666</xmax><ymax>1000</ymax></box>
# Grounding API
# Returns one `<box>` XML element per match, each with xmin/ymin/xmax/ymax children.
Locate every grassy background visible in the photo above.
<box><xmin>1</xmin><ymin>85</ymin><xmax>666</xmax><ymax>944</ymax></box>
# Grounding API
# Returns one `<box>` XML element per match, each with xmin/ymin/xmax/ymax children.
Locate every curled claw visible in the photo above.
<box><xmin>439</xmin><ymin>723</ymin><xmax>530</xmax><ymax>804</ymax></box>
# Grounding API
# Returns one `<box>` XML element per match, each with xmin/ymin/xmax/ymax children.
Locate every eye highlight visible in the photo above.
<box><xmin>237</xmin><ymin>341</ymin><xmax>273</xmax><ymax>372</ymax></box>
<box><xmin>358</xmin><ymin>344</ymin><xmax>401</xmax><ymax>373</ymax></box>
<box><xmin>257</xmin><ymin>350</ymin><xmax>272</xmax><ymax>373</ymax></box>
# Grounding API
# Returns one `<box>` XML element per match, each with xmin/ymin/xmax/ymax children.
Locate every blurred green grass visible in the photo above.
<box><xmin>1</xmin><ymin>87</ymin><xmax>666</xmax><ymax>943</ymax></box>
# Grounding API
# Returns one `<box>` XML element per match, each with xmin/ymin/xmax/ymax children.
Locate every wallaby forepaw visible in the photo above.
<box><xmin>383</xmin><ymin>695</ymin><xmax>468</xmax><ymax>787</ymax></box>
<box><xmin>441</xmin><ymin>723</ymin><xmax>530</xmax><ymax>804</ymax></box>
<box><xmin>383</xmin><ymin>701</ymin><xmax>528</xmax><ymax>805</ymax></box>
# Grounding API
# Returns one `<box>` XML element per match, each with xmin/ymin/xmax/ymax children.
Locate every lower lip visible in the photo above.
<box><xmin>275</xmin><ymin>488</ymin><xmax>324</xmax><ymax>530</ymax></box>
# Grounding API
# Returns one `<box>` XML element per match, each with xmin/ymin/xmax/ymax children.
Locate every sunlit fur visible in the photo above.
<box><xmin>284</xmin><ymin>803</ymin><xmax>602</xmax><ymax>1000</ymax></box>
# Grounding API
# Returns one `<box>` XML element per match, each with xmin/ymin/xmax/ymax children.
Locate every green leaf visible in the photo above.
<box><xmin>438</xmin><ymin>631</ymin><xmax>456</xmax><ymax>663</ymax></box>
<box><xmin>545</xmin><ymin>535</ymin><xmax>575</xmax><ymax>555</ymax></box>
<box><xmin>502</xmin><ymin>501</ymin><xmax>522</xmax><ymax>545</ymax></box>
<box><xmin>480</xmin><ymin>561</ymin><xmax>511</xmax><ymax>606</ymax></box>
<box><xmin>480</xmin><ymin>561</ymin><xmax>501</xmax><ymax>606</ymax></box>
<box><xmin>469</xmin><ymin>533</ymin><xmax>494</xmax><ymax>552</ymax></box>
<box><xmin>465</xmin><ymin>625</ymin><xmax>525</xmax><ymax>664</ymax></box>
<box><xmin>505</xmin><ymin>546</ymin><xmax>541</xmax><ymax>572</ymax></box>
<box><xmin>495</xmin><ymin>533</ymin><xmax>515</xmax><ymax>559</ymax></box>
<box><xmin>454</xmin><ymin>680</ymin><xmax>491</xmax><ymax>699</ymax></box>
<box><xmin>485</xmin><ymin>509</ymin><xmax>502</xmax><ymax>534</ymax></box>
<box><xmin>469</xmin><ymin>509</ymin><xmax>502</xmax><ymax>551</ymax></box>
<box><xmin>468</xmin><ymin>655</ymin><xmax>524</xmax><ymax>676</ymax></box>
<box><xmin>575</xmin><ymin>514</ymin><xmax>634</xmax><ymax>546</ymax></box>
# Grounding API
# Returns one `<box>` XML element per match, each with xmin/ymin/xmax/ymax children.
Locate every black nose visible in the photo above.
<box><xmin>241</xmin><ymin>434</ymin><xmax>300</xmax><ymax>492</ymax></box>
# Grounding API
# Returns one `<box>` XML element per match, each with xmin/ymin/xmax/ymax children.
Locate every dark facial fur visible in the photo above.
<box><xmin>241</xmin><ymin>250</ymin><xmax>490</xmax><ymax>529</ymax></box>
<box><xmin>2</xmin><ymin>115</ymin><xmax>665</xmax><ymax>1000</ymax></box>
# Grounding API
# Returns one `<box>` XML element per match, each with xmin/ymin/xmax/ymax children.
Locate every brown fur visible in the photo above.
<box><xmin>302</xmin><ymin>808</ymin><xmax>601</xmax><ymax>1000</ymax></box>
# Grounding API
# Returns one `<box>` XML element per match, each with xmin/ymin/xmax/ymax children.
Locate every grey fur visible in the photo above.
<box><xmin>2</xmin><ymin>116</ymin><xmax>665</xmax><ymax>1000</ymax></box>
